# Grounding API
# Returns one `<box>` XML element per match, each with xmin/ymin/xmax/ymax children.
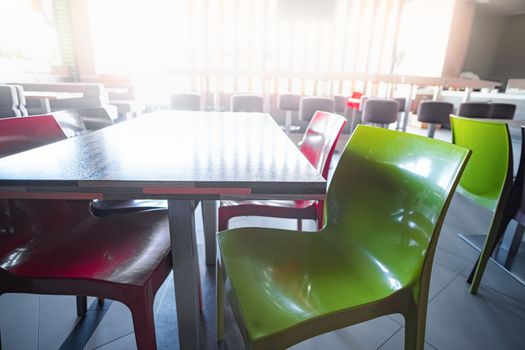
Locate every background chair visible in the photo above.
<box><xmin>458</xmin><ymin>102</ymin><xmax>491</xmax><ymax>118</ymax></box>
<box><xmin>362</xmin><ymin>98</ymin><xmax>399</xmax><ymax>127</ymax></box>
<box><xmin>219</xmin><ymin>111</ymin><xmax>346</xmax><ymax>231</ymax></box>
<box><xmin>450</xmin><ymin>115</ymin><xmax>513</xmax><ymax>295</ymax></box>
<box><xmin>298</xmin><ymin>96</ymin><xmax>334</xmax><ymax>124</ymax></box>
<box><xmin>0</xmin><ymin>85</ymin><xmax>21</xmax><ymax>118</ymax></box>
<box><xmin>333</xmin><ymin>95</ymin><xmax>347</xmax><ymax>116</ymax></box>
<box><xmin>217</xmin><ymin>125</ymin><xmax>470</xmax><ymax>350</ymax></box>
<box><xmin>417</xmin><ymin>101</ymin><xmax>454</xmax><ymax>138</ymax></box>
<box><xmin>0</xmin><ymin>115</ymin><xmax>173</xmax><ymax>349</ymax></box>
<box><xmin>170</xmin><ymin>92</ymin><xmax>201</xmax><ymax>111</ymax></box>
<box><xmin>231</xmin><ymin>93</ymin><xmax>264</xmax><ymax>112</ymax></box>
<box><xmin>465</xmin><ymin>126</ymin><xmax>525</xmax><ymax>286</ymax></box>
<box><xmin>278</xmin><ymin>93</ymin><xmax>301</xmax><ymax>133</ymax></box>
<box><xmin>489</xmin><ymin>103</ymin><xmax>516</xmax><ymax>119</ymax></box>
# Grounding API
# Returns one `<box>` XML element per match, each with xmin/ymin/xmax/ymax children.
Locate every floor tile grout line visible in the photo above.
<box><xmin>90</xmin><ymin>330</ymin><xmax>135</xmax><ymax>350</ymax></box>
<box><xmin>436</xmin><ymin>239</ymin><xmax>478</xmax><ymax>262</ymax></box>
<box><xmin>433</xmin><ymin>258</ymin><xmax>468</xmax><ymax>275</ymax></box>
<box><xmin>376</xmin><ymin>325</ymin><xmax>403</xmax><ymax>350</ymax></box>
<box><xmin>425</xmin><ymin>340</ymin><xmax>439</xmax><ymax>349</ymax></box>
<box><xmin>475</xmin><ymin>281</ymin><xmax>525</xmax><ymax>307</ymax></box>
<box><xmin>428</xmin><ymin>270</ymin><xmax>464</xmax><ymax>303</ymax></box>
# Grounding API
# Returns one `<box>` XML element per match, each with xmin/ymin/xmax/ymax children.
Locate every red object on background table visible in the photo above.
<box><xmin>346</xmin><ymin>91</ymin><xmax>363</xmax><ymax>110</ymax></box>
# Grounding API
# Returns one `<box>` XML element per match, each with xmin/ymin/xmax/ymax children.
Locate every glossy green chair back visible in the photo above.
<box><xmin>450</xmin><ymin>115</ymin><xmax>514</xmax><ymax>294</ymax></box>
<box><xmin>325</xmin><ymin>125</ymin><xmax>470</xmax><ymax>291</ymax></box>
<box><xmin>450</xmin><ymin>115</ymin><xmax>512</xmax><ymax>210</ymax></box>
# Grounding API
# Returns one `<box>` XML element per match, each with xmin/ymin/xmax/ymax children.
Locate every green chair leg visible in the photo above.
<box><xmin>469</xmin><ymin>216</ymin><xmax>504</xmax><ymax>294</ymax></box>
<box><xmin>404</xmin><ymin>303</ymin><xmax>426</xmax><ymax>350</ymax></box>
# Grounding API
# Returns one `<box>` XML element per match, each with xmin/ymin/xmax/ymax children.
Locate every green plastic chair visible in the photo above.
<box><xmin>217</xmin><ymin>125</ymin><xmax>470</xmax><ymax>350</ymax></box>
<box><xmin>450</xmin><ymin>115</ymin><xmax>513</xmax><ymax>294</ymax></box>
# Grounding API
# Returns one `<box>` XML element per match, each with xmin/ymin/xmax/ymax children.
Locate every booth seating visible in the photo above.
<box><xmin>12</xmin><ymin>83</ymin><xmax>114</xmax><ymax>117</ymax></box>
<box><xmin>106</xmin><ymin>84</ymin><xmax>145</xmax><ymax>120</ymax></box>
<box><xmin>11</xmin><ymin>85</ymin><xmax>28</xmax><ymax>116</ymax></box>
<box><xmin>0</xmin><ymin>85</ymin><xmax>21</xmax><ymax>118</ymax></box>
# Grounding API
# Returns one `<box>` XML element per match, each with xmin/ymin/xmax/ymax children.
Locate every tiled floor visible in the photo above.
<box><xmin>1</xmin><ymin>126</ymin><xmax>525</xmax><ymax>349</ymax></box>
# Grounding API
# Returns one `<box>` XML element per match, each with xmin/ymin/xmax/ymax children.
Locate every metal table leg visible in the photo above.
<box><xmin>168</xmin><ymin>199</ymin><xmax>202</xmax><ymax>350</ymax></box>
<box><xmin>202</xmin><ymin>200</ymin><xmax>218</xmax><ymax>265</ymax></box>
<box><xmin>40</xmin><ymin>98</ymin><xmax>51</xmax><ymax>113</ymax></box>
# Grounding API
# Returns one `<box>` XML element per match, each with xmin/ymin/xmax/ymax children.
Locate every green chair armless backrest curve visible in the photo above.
<box><xmin>217</xmin><ymin>125</ymin><xmax>471</xmax><ymax>350</ymax></box>
<box><xmin>450</xmin><ymin>115</ymin><xmax>514</xmax><ymax>294</ymax></box>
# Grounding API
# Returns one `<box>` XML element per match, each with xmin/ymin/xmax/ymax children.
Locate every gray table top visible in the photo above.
<box><xmin>0</xmin><ymin>111</ymin><xmax>325</xmax><ymax>200</ymax></box>
<box><xmin>24</xmin><ymin>91</ymin><xmax>84</xmax><ymax>100</ymax></box>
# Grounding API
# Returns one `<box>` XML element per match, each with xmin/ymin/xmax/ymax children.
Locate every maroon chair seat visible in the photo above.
<box><xmin>219</xmin><ymin>111</ymin><xmax>346</xmax><ymax>231</ymax></box>
<box><xmin>0</xmin><ymin>115</ymin><xmax>172</xmax><ymax>349</ymax></box>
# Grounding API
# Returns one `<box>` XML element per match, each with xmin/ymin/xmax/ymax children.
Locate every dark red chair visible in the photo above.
<box><xmin>219</xmin><ymin>111</ymin><xmax>346</xmax><ymax>231</ymax></box>
<box><xmin>0</xmin><ymin>115</ymin><xmax>172</xmax><ymax>349</ymax></box>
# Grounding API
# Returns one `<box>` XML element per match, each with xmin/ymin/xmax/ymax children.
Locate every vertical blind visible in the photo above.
<box><xmin>90</xmin><ymin>0</ymin><xmax>402</xmax><ymax>101</ymax></box>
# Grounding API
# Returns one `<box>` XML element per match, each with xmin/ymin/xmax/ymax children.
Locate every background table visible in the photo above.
<box><xmin>0</xmin><ymin>111</ymin><xmax>325</xmax><ymax>349</ymax></box>
<box><xmin>24</xmin><ymin>91</ymin><xmax>84</xmax><ymax>113</ymax></box>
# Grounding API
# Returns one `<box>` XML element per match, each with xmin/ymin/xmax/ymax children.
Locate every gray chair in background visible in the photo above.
<box><xmin>170</xmin><ymin>92</ymin><xmax>201</xmax><ymax>111</ymax></box>
<box><xmin>362</xmin><ymin>98</ymin><xmax>399</xmax><ymax>128</ymax></box>
<box><xmin>231</xmin><ymin>93</ymin><xmax>264</xmax><ymax>112</ymax></box>
<box><xmin>417</xmin><ymin>101</ymin><xmax>454</xmax><ymax>138</ymax></box>
<box><xmin>489</xmin><ymin>103</ymin><xmax>516</xmax><ymax>119</ymax></box>
<box><xmin>0</xmin><ymin>85</ymin><xmax>21</xmax><ymax>118</ymax></box>
<box><xmin>333</xmin><ymin>95</ymin><xmax>347</xmax><ymax>116</ymax></box>
<box><xmin>458</xmin><ymin>102</ymin><xmax>491</xmax><ymax>118</ymax></box>
<box><xmin>299</xmin><ymin>96</ymin><xmax>335</xmax><ymax>123</ymax></box>
<box><xmin>278</xmin><ymin>93</ymin><xmax>301</xmax><ymax>133</ymax></box>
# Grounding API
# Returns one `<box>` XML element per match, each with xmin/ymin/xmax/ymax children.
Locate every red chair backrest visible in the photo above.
<box><xmin>0</xmin><ymin>115</ymin><xmax>85</xmax><ymax>260</ymax></box>
<box><xmin>0</xmin><ymin>115</ymin><xmax>67</xmax><ymax>158</ymax></box>
<box><xmin>299</xmin><ymin>111</ymin><xmax>347</xmax><ymax>180</ymax></box>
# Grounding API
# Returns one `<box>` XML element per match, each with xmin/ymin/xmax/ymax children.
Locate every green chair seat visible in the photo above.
<box><xmin>219</xmin><ymin>227</ymin><xmax>412</xmax><ymax>342</ymax></box>
<box><xmin>217</xmin><ymin>125</ymin><xmax>471</xmax><ymax>350</ymax></box>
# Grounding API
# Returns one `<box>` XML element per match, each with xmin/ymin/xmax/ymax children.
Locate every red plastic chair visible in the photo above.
<box><xmin>219</xmin><ymin>111</ymin><xmax>346</xmax><ymax>231</ymax></box>
<box><xmin>0</xmin><ymin>115</ymin><xmax>171</xmax><ymax>349</ymax></box>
